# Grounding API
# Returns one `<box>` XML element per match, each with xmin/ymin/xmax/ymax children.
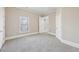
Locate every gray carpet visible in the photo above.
<box><xmin>1</xmin><ymin>34</ymin><xmax>79</xmax><ymax>52</ymax></box>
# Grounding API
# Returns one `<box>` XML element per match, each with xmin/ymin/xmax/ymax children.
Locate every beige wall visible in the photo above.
<box><xmin>49</xmin><ymin>13</ymin><xmax>56</xmax><ymax>34</ymax></box>
<box><xmin>5</xmin><ymin>7</ymin><xmax>56</xmax><ymax>37</ymax></box>
<box><xmin>61</xmin><ymin>8</ymin><xmax>79</xmax><ymax>44</ymax></box>
<box><xmin>5</xmin><ymin>8</ymin><xmax>39</xmax><ymax>37</ymax></box>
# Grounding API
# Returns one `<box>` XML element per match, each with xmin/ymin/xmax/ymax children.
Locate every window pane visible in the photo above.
<box><xmin>20</xmin><ymin>16</ymin><xmax>29</xmax><ymax>33</ymax></box>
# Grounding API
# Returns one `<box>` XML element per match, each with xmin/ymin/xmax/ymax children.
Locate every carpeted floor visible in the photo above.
<box><xmin>1</xmin><ymin>34</ymin><xmax>79</xmax><ymax>52</ymax></box>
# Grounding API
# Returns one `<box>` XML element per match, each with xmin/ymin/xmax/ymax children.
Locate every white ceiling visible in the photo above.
<box><xmin>17</xmin><ymin>7</ymin><xmax>56</xmax><ymax>16</ymax></box>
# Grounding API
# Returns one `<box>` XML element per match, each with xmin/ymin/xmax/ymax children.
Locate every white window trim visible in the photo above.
<box><xmin>19</xmin><ymin>16</ymin><xmax>29</xmax><ymax>33</ymax></box>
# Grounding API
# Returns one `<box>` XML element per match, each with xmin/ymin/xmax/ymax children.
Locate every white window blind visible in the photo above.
<box><xmin>20</xmin><ymin>16</ymin><xmax>29</xmax><ymax>33</ymax></box>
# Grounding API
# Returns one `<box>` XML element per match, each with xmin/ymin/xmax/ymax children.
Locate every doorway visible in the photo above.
<box><xmin>39</xmin><ymin>16</ymin><xmax>49</xmax><ymax>33</ymax></box>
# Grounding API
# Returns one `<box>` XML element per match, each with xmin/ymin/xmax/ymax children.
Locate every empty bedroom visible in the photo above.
<box><xmin>0</xmin><ymin>7</ymin><xmax>79</xmax><ymax>52</ymax></box>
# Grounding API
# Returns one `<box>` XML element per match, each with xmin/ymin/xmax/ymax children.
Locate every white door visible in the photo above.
<box><xmin>0</xmin><ymin>8</ymin><xmax>5</xmax><ymax>49</ymax></box>
<box><xmin>39</xmin><ymin>16</ymin><xmax>49</xmax><ymax>33</ymax></box>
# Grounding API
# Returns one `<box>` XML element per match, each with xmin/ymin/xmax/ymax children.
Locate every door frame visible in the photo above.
<box><xmin>39</xmin><ymin>16</ymin><xmax>49</xmax><ymax>33</ymax></box>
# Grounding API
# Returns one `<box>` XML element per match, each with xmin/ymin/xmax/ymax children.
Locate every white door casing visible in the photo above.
<box><xmin>39</xmin><ymin>16</ymin><xmax>49</xmax><ymax>33</ymax></box>
<box><xmin>0</xmin><ymin>8</ymin><xmax>5</xmax><ymax>49</ymax></box>
<box><xmin>56</xmin><ymin>8</ymin><xmax>62</xmax><ymax>39</ymax></box>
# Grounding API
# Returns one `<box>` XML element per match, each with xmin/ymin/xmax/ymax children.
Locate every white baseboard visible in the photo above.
<box><xmin>6</xmin><ymin>32</ymin><xmax>39</xmax><ymax>40</ymax></box>
<box><xmin>56</xmin><ymin>36</ymin><xmax>79</xmax><ymax>48</ymax></box>
<box><xmin>47</xmin><ymin>32</ymin><xmax>56</xmax><ymax>36</ymax></box>
<box><xmin>0</xmin><ymin>39</ymin><xmax>5</xmax><ymax>49</ymax></box>
<box><xmin>61</xmin><ymin>39</ymin><xmax>79</xmax><ymax>48</ymax></box>
<box><xmin>5</xmin><ymin>32</ymin><xmax>56</xmax><ymax>40</ymax></box>
<box><xmin>5</xmin><ymin>32</ymin><xmax>79</xmax><ymax>49</ymax></box>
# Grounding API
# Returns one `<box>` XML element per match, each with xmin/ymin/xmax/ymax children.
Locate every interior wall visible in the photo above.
<box><xmin>5</xmin><ymin>7</ymin><xmax>39</xmax><ymax>37</ymax></box>
<box><xmin>49</xmin><ymin>13</ymin><xmax>56</xmax><ymax>34</ymax></box>
<box><xmin>62</xmin><ymin>7</ymin><xmax>79</xmax><ymax>44</ymax></box>
<box><xmin>5</xmin><ymin>7</ymin><xmax>56</xmax><ymax>37</ymax></box>
<box><xmin>55</xmin><ymin>8</ymin><xmax>62</xmax><ymax>39</ymax></box>
<box><xmin>0</xmin><ymin>7</ymin><xmax>5</xmax><ymax>48</ymax></box>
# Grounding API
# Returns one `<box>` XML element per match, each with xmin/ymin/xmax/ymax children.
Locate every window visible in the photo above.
<box><xmin>20</xmin><ymin>16</ymin><xmax>29</xmax><ymax>33</ymax></box>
